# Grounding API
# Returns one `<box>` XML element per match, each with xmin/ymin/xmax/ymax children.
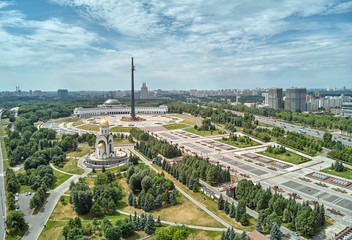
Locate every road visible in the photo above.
<box><xmin>22</xmin><ymin>157</ymin><xmax>91</xmax><ymax>240</ymax></box>
<box><xmin>225</xmin><ymin>109</ymin><xmax>352</xmax><ymax>147</ymax></box>
<box><xmin>0</xmin><ymin>111</ymin><xmax>6</xmax><ymax>240</ymax></box>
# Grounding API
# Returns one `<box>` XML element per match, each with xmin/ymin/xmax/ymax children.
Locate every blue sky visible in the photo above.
<box><xmin>0</xmin><ymin>0</ymin><xmax>351</xmax><ymax>91</ymax></box>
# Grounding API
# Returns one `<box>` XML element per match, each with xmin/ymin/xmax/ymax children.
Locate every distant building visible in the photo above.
<box><xmin>285</xmin><ymin>88</ymin><xmax>306</xmax><ymax>112</ymax></box>
<box><xmin>57</xmin><ymin>89</ymin><xmax>68</xmax><ymax>99</ymax></box>
<box><xmin>140</xmin><ymin>82</ymin><xmax>148</xmax><ymax>99</ymax></box>
<box><xmin>74</xmin><ymin>99</ymin><xmax>168</xmax><ymax>117</ymax></box>
<box><xmin>342</xmin><ymin>102</ymin><xmax>352</xmax><ymax>117</ymax></box>
<box><xmin>268</xmin><ymin>88</ymin><xmax>283</xmax><ymax>109</ymax></box>
<box><xmin>33</xmin><ymin>90</ymin><xmax>43</xmax><ymax>97</ymax></box>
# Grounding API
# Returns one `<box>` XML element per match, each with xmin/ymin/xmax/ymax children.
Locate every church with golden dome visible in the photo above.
<box><xmin>95</xmin><ymin>118</ymin><xmax>115</xmax><ymax>159</ymax></box>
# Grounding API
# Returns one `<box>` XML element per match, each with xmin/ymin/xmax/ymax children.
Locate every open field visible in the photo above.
<box><xmin>110</xmin><ymin>126</ymin><xmax>134</xmax><ymax>132</ymax></box>
<box><xmin>217</xmin><ymin>138</ymin><xmax>261</xmax><ymax>148</ymax></box>
<box><xmin>66</xmin><ymin>147</ymin><xmax>92</xmax><ymax>158</ymax></box>
<box><xmin>164</xmin><ymin>123</ymin><xmax>189</xmax><ymax>130</ymax></box>
<box><xmin>77</xmin><ymin>124</ymin><xmax>99</xmax><ymax>131</ymax></box>
<box><xmin>321</xmin><ymin>167</ymin><xmax>352</xmax><ymax>180</ymax></box>
<box><xmin>258</xmin><ymin>150</ymin><xmax>311</xmax><ymax>165</ymax></box>
<box><xmin>117</xmin><ymin>177</ymin><xmax>223</xmax><ymax>228</ymax></box>
<box><xmin>51</xmin><ymin>169</ymin><xmax>72</xmax><ymax>189</ymax></box>
<box><xmin>185</xmin><ymin>128</ymin><xmax>226</xmax><ymax>137</ymax></box>
<box><xmin>57</xmin><ymin>158</ymin><xmax>85</xmax><ymax>175</ymax></box>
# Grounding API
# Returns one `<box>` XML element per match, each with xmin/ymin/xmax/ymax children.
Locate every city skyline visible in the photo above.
<box><xmin>0</xmin><ymin>0</ymin><xmax>351</xmax><ymax>90</ymax></box>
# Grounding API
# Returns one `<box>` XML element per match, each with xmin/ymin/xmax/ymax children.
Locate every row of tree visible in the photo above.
<box><xmin>162</xmin><ymin>156</ymin><xmax>231</xmax><ymax>186</ymax></box>
<box><xmin>218</xmin><ymin>195</ymin><xmax>250</xmax><ymax>226</ymax></box>
<box><xmin>235</xmin><ymin>179</ymin><xmax>325</xmax><ymax>237</ymax></box>
<box><xmin>131</xmin><ymin>128</ymin><xmax>182</xmax><ymax>159</ymax></box>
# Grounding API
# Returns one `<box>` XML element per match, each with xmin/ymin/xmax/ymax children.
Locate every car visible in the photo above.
<box><xmin>15</xmin><ymin>193</ymin><xmax>19</xmax><ymax>197</ymax></box>
<box><xmin>25</xmin><ymin>192</ymin><xmax>28</xmax><ymax>196</ymax></box>
<box><xmin>291</xmin><ymin>231</ymin><xmax>299</xmax><ymax>236</ymax></box>
<box><xmin>348</xmin><ymin>139</ymin><xmax>351</xmax><ymax>142</ymax></box>
<box><xmin>15</xmin><ymin>196</ymin><xmax>18</xmax><ymax>201</ymax></box>
<box><xmin>16</xmin><ymin>204</ymin><xmax>20</xmax><ymax>209</ymax></box>
<box><xmin>28</xmin><ymin>192</ymin><xmax>32</xmax><ymax>195</ymax></box>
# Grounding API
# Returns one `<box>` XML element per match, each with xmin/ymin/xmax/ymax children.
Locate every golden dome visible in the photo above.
<box><xmin>100</xmin><ymin>118</ymin><xmax>109</xmax><ymax>125</ymax></box>
<box><xmin>97</xmin><ymin>142</ymin><xmax>105</xmax><ymax>147</ymax></box>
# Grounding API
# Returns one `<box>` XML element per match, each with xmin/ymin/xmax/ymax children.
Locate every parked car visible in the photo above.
<box><xmin>25</xmin><ymin>192</ymin><xmax>28</xmax><ymax>196</ymax></box>
<box><xmin>15</xmin><ymin>196</ymin><xmax>18</xmax><ymax>201</ymax></box>
<box><xmin>15</xmin><ymin>193</ymin><xmax>19</xmax><ymax>197</ymax></box>
<box><xmin>16</xmin><ymin>204</ymin><xmax>20</xmax><ymax>209</ymax></box>
<box><xmin>28</xmin><ymin>192</ymin><xmax>32</xmax><ymax>195</ymax></box>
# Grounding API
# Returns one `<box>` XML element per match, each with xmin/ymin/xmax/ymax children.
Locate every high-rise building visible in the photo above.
<box><xmin>140</xmin><ymin>82</ymin><xmax>148</xmax><ymax>99</ymax></box>
<box><xmin>342</xmin><ymin>102</ymin><xmax>352</xmax><ymax>117</ymax></box>
<box><xmin>57</xmin><ymin>89</ymin><xmax>68</xmax><ymax>99</ymax></box>
<box><xmin>285</xmin><ymin>88</ymin><xmax>307</xmax><ymax>112</ymax></box>
<box><xmin>268</xmin><ymin>88</ymin><xmax>283</xmax><ymax>109</ymax></box>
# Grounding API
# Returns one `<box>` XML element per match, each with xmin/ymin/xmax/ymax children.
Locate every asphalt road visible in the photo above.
<box><xmin>0</xmin><ymin>111</ymin><xmax>6</xmax><ymax>240</ymax></box>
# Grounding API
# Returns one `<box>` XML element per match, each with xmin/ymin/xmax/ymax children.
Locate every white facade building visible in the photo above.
<box><xmin>74</xmin><ymin>99</ymin><xmax>168</xmax><ymax>117</ymax></box>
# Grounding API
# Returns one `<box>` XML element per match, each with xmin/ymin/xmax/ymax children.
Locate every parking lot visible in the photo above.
<box><xmin>16</xmin><ymin>192</ymin><xmax>34</xmax><ymax>216</ymax></box>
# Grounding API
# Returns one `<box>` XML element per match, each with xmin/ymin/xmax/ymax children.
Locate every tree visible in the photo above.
<box><xmin>256</xmin><ymin>219</ymin><xmax>263</xmax><ymax>232</ymax></box>
<box><xmin>92</xmin><ymin>167</ymin><xmax>96</xmax><ymax>173</ymax></box>
<box><xmin>217</xmin><ymin>194</ymin><xmax>224</xmax><ymax>210</ymax></box>
<box><xmin>270</xmin><ymin>223</ymin><xmax>282</xmax><ymax>240</ymax></box>
<box><xmin>6</xmin><ymin>211</ymin><xmax>26</xmax><ymax>232</ymax></box>
<box><xmin>224</xmin><ymin>200</ymin><xmax>230</xmax><ymax>214</ymax></box>
<box><xmin>128</xmin><ymin>191</ymin><xmax>134</xmax><ymax>206</ymax></box>
<box><xmin>154</xmin><ymin>194</ymin><xmax>162</xmax><ymax>209</ymax></box>
<box><xmin>104</xmin><ymin>226</ymin><xmax>121</xmax><ymax>240</ymax></box>
<box><xmin>141</xmin><ymin>176</ymin><xmax>153</xmax><ymax>191</ymax></box>
<box><xmin>240</xmin><ymin>213</ymin><xmax>249</xmax><ymax>226</ymax></box>
<box><xmin>235</xmin><ymin>204</ymin><xmax>241</xmax><ymax>222</ymax></box>
<box><xmin>90</xmin><ymin>202</ymin><xmax>102</xmax><ymax>217</ymax></box>
<box><xmin>144</xmin><ymin>214</ymin><xmax>155</xmax><ymax>234</ymax></box>
<box><xmin>157</xmin><ymin>216</ymin><xmax>161</xmax><ymax>227</ymax></box>
<box><xmin>229</xmin><ymin>202</ymin><xmax>236</xmax><ymax>218</ymax></box>
<box><xmin>170</xmin><ymin>191</ymin><xmax>177</xmax><ymax>206</ymax></box>
<box><xmin>71</xmin><ymin>185</ymin><xmax>93</xmax><ymax>215</ymax></box>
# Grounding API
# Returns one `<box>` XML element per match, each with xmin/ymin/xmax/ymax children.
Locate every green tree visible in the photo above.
<box><xmin>270</xmin><ymin>223</ymin><xmax>281</xmax><ymax>240</ymax></box>
<box><xmin>256</xmin><ymin>219</ymin><xmax>263</xmax><ymax>232</ymax></box>
<box><xmin>104</xmin><ymin>226</ymin><xmax>121</xmax><ymax>240</ymax></box>
<box><xmin>229</xmin><ymin>202</ymin><xmax>236</xmax><ymax>218</ymax></box>
<box><xmin>217</xmin><ymin>194</ymin><xmax>224</xmax><ymax>210</ymax></box>
<box><xmin>170</xmin><ymin>191</ymin><xmax>177</xmax><ymax>206</ymax></box>
<box><xmin>6</xmin><ymin>211</ymin><xmax>26</xmax><ymax>232</ymax></box>
<box><xmin>240</xmin><ymin>213</ymin><xmax>249</xmax><ymax>226</ymax></box>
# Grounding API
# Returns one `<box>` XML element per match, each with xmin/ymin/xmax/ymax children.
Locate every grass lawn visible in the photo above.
<box><xmin>72</xmin><ymin>120</ymin><xmax>83</xmax><ymax>127</ymax></box>
<box><xmin>321</xmin><ymin>167</ymin><xmax>352</xmax><ymax>180</ymax></box>
<box><xmin>172</xmin><ymin>115</ymin><xmax>197</xmax><ymax>125</ymax></box>
<box><xmin>66</xmin><ymin>147</ymin><xmax>92</xmax><ymax>158</ymax></box>
<box><xmin>258</xmin><ymin>150</ymin><xmax>311</xmax><ymax>165</ymax></box>
<box><xmin>185</xmin><ymin>128</ymin><xmax>226</xmax><ymax>137</ymax></box>
<box><xmin>54</xmin><ymin>118</ymin><xmax>81</xmax><ymax>123</ymax></box>
<box><xmin>57</xmin><ymin>158</ymin><xmax>84</xmax><ymax>175</ymax></box>
<box><xmin>19</xmin><ymin>184</ymin><xmax>33</xmax><ymax>194</ymax></box>
<box><xmin>110</xmin><ymin>126</ymin><xmax>134</xmax><ymax>132</ymax></box>
<box><xmin>1</xmin><ymin>136</ymin><xmax>8</xmax><ymax>159</ymax></box>
<box><xmin>217</xmin><ymin>138</ymin><xmax>260</xmax><ymax>148</ymax></box>
<box><xmin>77</xmin><ymin>124</ymin><xmax>99</xmax><ymax>131</ymax></box>
<box><xmin>154</xmin><ymin>166</ymin><xmax>256</xmax><ymax>231</ymax></box>
<box><xmin>50</xmin><ymin>169</ymin><xmax>72</xmax><ymax>189</ymax></box>
<box><xmin>116</xmin><ymin>176</ymin><xmax>224</xmax><ymax>228</ymax></box>
<box><xmin>164</xmin><ymin>123</ymin><xmax>189</xmax><ymax>130</ymax></box>
<box><xmin>114</xmin><ymin>138</ymin><xmax>132</xmax><ymax>144</ymax></box>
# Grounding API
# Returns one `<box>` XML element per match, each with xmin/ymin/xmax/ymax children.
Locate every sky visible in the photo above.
<box><xmin>0</xmin><ymin>0</ymin><xmax>351</xmax><ymax>91</ymax></box>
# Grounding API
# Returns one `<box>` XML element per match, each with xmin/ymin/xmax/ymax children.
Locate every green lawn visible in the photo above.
<box><xmin>76</xmin><ymin>124</ymin><xmax>99</xmax><ymax>131</ymax></box>
<box><xmin>217</xmin><ymin>138</ymin><xmax>260</xmax><ymax>148</ymax></box>
<box><xmin>57</xmin><ymin>158</ymin><xmax>84</xmax><ymax>175</ymax></box>
<box><xmin>258</xmin><ymin>150</ymin><xmax>311</xmax><ymax>165</ymax></box>
<box><xmin>50</xmin><ymin>169</ymin><xmax>72</xmax><ymax>189</ymax></box>
<box><xmin>114</xmin><ymin>138</ymin><xmax>132</xmax><ymax>144</ymax></box>
<box><xmin>321</xmin><ymin>167</ymin><xmax>352</xmax><ymax>180</ymax></box>
<box><xmin>185</xmin><ymin>128</ymin><xmax>226</xmax><ymax>136</ymax></box>
<box><xmin>66</xmin><ymin>147</ymin><xmax>92</xmax><ymax>158</ymax></box>
<box><xmin>164</xmin><ymin>123</ymin><xmax>189</xmax><ymax>130</ymax></box>
<box><xmin>110</xmin><ymin>126</ymin><xmax>134</xmax><ymax>132</ymax></box>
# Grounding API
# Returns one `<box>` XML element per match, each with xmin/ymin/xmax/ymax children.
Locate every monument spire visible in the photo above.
<box><xmin>131</xmin><ymin>57</ymin><xmax>136</xmax><ymax>120</ymax></box>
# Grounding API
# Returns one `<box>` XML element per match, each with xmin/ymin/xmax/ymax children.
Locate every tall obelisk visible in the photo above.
<box><xmin>131</xmin><ymin>57</ymin><xmax>136</xmax><ymax>120</ymax></box>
